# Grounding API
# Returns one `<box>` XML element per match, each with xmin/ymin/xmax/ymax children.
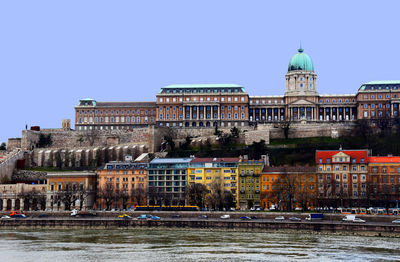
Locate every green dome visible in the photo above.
<box><xmin>288</xmin><ymin>48</ymin><xmax>314</xmax><ymax>72</ymax></box>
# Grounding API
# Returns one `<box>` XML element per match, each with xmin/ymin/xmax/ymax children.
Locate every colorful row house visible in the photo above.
<box><xmin>261</xmin><ymin>166</ymin><xmax>317</xmax><ymax>211</ymax></box>
<box><xmin>188</xmin><ymin>158</ymin><xmax>240</xmax><ymax>208</ymax></box>
<box><xmin>96</xmin><ymin>161</ymin><xmax>148</xmax><ymax>210</ymax></box>
<box><xmin>316</xmin><ymin>150</ymin><xmax>369</xmax><ymax>207</ymax></box>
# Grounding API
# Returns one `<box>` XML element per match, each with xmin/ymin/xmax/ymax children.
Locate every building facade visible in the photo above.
<box><xmin>75</xmin><ymin>100</ymin><xmax>156</xmax><ymax>131</ymax></box>
<box><xmin>156</xmin><ymin>84</ymin><xmax>249</xmax><ymax>128</ymax></box>
<box><xmin>75</xmin><ymin>47</ymin><xmax>400</xmax><ymax>131</ymax></box>
<box><xmin>0</xmin><ymin>183</ymin><xmax>47</xmax><ymax>211</ymax></box>
<box><xmin>237</xmin><ymin>160</ymin><xmax>264</xmax><ymax>210</ymax></box>
<box><xmin>97</xmin><ymin>161</ymin><xmax>148</xmax><ymax>210</ymax></box>
<box><xmin>147</xmin><ymin>158</ymin><xmax>191</xmax><ymax>206</ymax></box>
<box><xmin>188</xmin><ymin>157</ymin><xmax>239</xmax><ymax>208</ymax></box>
<box><xmin>46</xmin><ymin>172</ymin><xmax>96</xmax><ymax>211</ymax></box>
<box><xmin>316</xmin><ymin>150</ymin><xmax>369</xmax><ymax>207</ymax></box>
<box><xmin>368</xmin><ymin>156</ymin><xmax>400</xmax><ymax>207</ymax></box>
<box><xmin>261</xmin><ymin>166</ymin><xmax>316</xmax><ymax>210</ymax></box>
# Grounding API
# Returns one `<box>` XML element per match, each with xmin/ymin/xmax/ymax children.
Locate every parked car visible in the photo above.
<box><xmin>137</xmin><ymin>214</ymin><xmax>150</xmax><ymax>220</ymax></box>
<box><xmin>199</xmin><ymin>215</ymin><xmax>208</xmax><ymax>219</ymax></box>
<box><xmin>250</xmin><ymin>216</ymin><xmax>258</xmax><ymax>220</ymax></box>
<box><xmin>220</xmin><ymin>214</ymin><xmax>230</xmax><ymax>219</ymax></box>
<box><xmin>171</xmin><ymin>214</ymin><xmax>181</xmax><ymax>219</ymax></box>
<box><xmin>240</xmin><ymin>216</ymin><xmax>251</xmax><ymax>220</ymax></box>
<box><xmin>289</xmin><ymin>217</ymin><xmax>301</xmax><ymax>222</ymax></box>
<box><xmin>352</xmin><ymin>218</ymin><xmax>366</xmax><ymax>223</ymax></box>
<box><xmin>275</xmin><ymin>216</ymin><xmax>285</xmax><ymax>220</ymax></box>
<box><xmin>151</xmin><ymin>215</ymin><xmax>161</xmax><ymax>220</ymax></box>
<box><xmin>1</xmin><ymin>215</ymin><xmax>10</xmax><ymax>219</ymax></box>
<box><xmin>250</xmin><ymin>207</ymin><xmax>255</xmax><ymax>211</ymax></box>
<box><xmin>118</xmin><ymin>214</ymin><xmax>132</xmax><ymax>219</ymax></box>
<box><xmin>392</xmin><ymin>219</ymin><xmax>400</xmax><ymax>224</ymax></box>
<box><xmin>256</xmin><ymin>207</ymin><xmax>263</xmax><ymax>211</ymax></box>
<box><xmin>10</xmin><ymin>211</ymin><xmax>26</xmax><ymax>218</ymax></box>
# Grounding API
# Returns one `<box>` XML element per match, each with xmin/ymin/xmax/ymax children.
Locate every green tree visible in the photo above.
<box><xmin>0</xmin><ymin>142</ymin><xmax>6</xmax><ymax>151</ymax></box>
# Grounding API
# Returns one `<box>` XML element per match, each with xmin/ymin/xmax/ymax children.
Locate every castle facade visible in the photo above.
<box><xmin>74</xmin><ymin>47</ymin><xmax>400</xmax><ymax>131</ymax></box>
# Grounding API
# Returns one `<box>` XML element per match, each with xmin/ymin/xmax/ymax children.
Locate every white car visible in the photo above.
<box><xmin>275</xmin><ymin>216</ymin><xmax>285</xmax><ymax>220</ymax></box>
<box><xmin>352</xmin><ymin>218</ymin><xmax>366</xmax><ymax>223</ymax></box>
<box><xmin>392</xmin><ymin>219</ymin><xmax>400</xmax><ymax>224</ymax></box>
<box><xmin>220</xmin><ymin>214</ymin><xmax>230</xmax><ymax>219</ymax></box>
<box><xmin>1</xmin><ymin>215</ymin><xmax>11</xmax><ymax>219</ymax></box>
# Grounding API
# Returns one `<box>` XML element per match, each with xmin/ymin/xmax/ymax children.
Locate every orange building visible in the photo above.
<box><xmin>368</xmin><ymin>156</ymin><xmax>400</xmax><ymax>207</ymax></box>
<box><xmin>47</xmin><ymin>171</ymin><xmax>96</xmax><ymax>211</ymax></box>
<box><xmin>97</xmin><ymin>161</ymin><xmax>147</xmax><ymax>210</ymax></box>
<box><xmin>261</xmin><ymin>166</ymin><xmax>316</xmax><ymax>211</ymax></box>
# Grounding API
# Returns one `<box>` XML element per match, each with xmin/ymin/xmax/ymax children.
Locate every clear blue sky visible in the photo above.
<box><xmin>1</xmin><ymin>1</ymin><xmax>399</xmax><ymax>144</ymax></box>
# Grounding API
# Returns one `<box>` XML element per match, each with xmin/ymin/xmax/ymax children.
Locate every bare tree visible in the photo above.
<box><xmin>131</xmin><ymin>186</ymin><xmax>146</xmax><ymax>207</ymax></box>
<box><xmin>57</xmin><ymin>184</ymin><xmax>75</xmax><ymax>211</ymax></box>
<box><xmin>206</xmin><ymin>181</ymin><xmax>225</xmax><ymax>210</ymax></box>
<box><xmin>121</xmin><ymin>190</ymin><xmax>130</xmax><ymax>210</ymax></box>
<box><xmin>186</xmin><ymin>183</ymin><xmax>207</xmax><ymax>208</ymax></box>
<box><xmin>100</xmin><ymin>183</ymin><xmax>115</xmax><ymax>210</ymax></box>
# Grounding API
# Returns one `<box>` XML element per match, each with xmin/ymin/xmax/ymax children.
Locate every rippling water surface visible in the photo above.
<box><xmin>0</xmin><ymin>229</ymin><xmax>399</xmax><ymax>261</ymax></box>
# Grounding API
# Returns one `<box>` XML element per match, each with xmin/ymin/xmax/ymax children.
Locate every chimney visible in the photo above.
<box><xmin>261</xmin><ymin>154</ymin><xmax>269</xmax><ymax>166</ymax></box>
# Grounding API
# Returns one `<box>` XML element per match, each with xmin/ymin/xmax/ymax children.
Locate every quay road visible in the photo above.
<box><xmin>1</xmin><ymin>213</ymin><xmax>400</xmax><ymax>237</ymax></box>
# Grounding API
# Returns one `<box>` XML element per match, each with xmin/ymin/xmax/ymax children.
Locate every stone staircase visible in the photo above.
<box><xmin>0</xmin><ymin>149</ymin><xmax>25</xmax><ymax>181</ymax></box>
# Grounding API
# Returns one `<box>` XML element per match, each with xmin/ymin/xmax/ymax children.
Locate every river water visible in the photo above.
<box><xmin>0</xmin><ymin>229</ymin><xmax>399</xmax><ymax>261</ymax></box>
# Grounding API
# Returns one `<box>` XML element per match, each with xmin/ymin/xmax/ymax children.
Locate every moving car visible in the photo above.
<box><xmin>392</xmin><ymin>219</ymin><xmax>400</xmax><ymax>224</ymax></box>
<box><xmin>199</xmin><ymin>215</ymin><xmax>208</xmax><ymax>219</ymax></box>
<box><xmin>289</xmin><ymin>217</ymin><xmax>301</xmax><ymax>222</ymax></box>
<box><xmin>352</xmin><ymin>218</ymin><xmax>366</xmax><ymax>223</ymax></box>
<box><xmin>70</xmin><ymin>209</ymin><xmax>97</xmax><ymax>217</ymax></box>
<box><xmin>220</xmin><ymin>214</ymin><xmax>230</xmax><ymax>219</ymax></box>
<box><xmin>240</xmin><ymin>216</ymin><xmax>251</xmax><ymax>220</ymax></box>
<box><xmin>151</xmin><ymin>215</ymin><xmax>161</xmax><ymax>220</ymax></box>
<box><xmin>1</xmin><ymin>215</ymin><xmax>10</xmax><ymax>219</ymax></box>
<box><xmin>137</xmin><ymin>214</ymin><xmax>151</xmax><ymax>220</ymax></box>
<box><xmin>305</xmin><ymin>213</ymin><xmax>324</xmax><ymax>221</ymax></box>
<box><xmin>118</xmin><ymin>214</ymin><xmax>132</xmax><ymax>219</ymax></box>
<box><xmin>10</xmin><ymin>211</ymin><xmax>26</xmax><ymax>218</ymax></box>
<box><xmin>275</xmin><ymin>216</ymin><xmax>285</xmax><ymax>220</ymax></box>
<box><xmin>171</xmin><ymin>214</ymin><xmax>181</xmax><ymax>218</ymax></box>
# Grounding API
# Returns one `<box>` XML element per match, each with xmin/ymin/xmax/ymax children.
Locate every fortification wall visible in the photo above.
<box><xmin>260</xmin><ymin>122</ymin><xmax>355</xmax><ymax>140</ymax></box>
<box><xmin>21</xmin><ymin>128</ymin><xmax>153</xmax><ymax>151</ymax></box>
<box><xmin>7</xmin><ymin>138</ymin><xmax>21</xmax><ymax>151</ymax></box>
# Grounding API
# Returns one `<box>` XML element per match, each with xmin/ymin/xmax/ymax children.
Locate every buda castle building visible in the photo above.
<box><xmin>75</xmin><ymin>47</ymin><xmax>400</xmax><ymax>131</ymax></box>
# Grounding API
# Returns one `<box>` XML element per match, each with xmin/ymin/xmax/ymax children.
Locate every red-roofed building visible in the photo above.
<box><xmin>368</xmin><ymin>156</ymin><xmax>400</xmax><ymax>208</ymax></box>
<box><xmin>315</xmin><ymin>149</ymin><xmax>369</xmax><ymax>207</ymax></box>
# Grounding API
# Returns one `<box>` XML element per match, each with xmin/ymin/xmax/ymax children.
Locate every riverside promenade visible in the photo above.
<box><xmin>1</xmin><ymin>211</ymin><xmax>400</xmax><ymax>237</ymax></box>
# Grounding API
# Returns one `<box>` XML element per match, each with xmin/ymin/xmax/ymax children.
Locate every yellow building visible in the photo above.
<box><xmin>238</xmin><ymin>159</ymin><xmax>265</xmax><ymax>210</ymax></box>
<box><xmin>188</xmin><ymin>158</ymin><xmax>239</xmax><ymax>209</ymax></box>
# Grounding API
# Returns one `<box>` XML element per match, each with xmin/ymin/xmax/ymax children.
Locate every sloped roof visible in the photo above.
<box><xmin>262</xmin><ymin>166</ymin><xmax>315</xmax><ymax>173</ymax></box>
<box><xmin>315</xmin><ymin>150</ymin><xmax>368</xmax><ymax>164</ymax></box>
<box><xmin>369</xmin><ymin>156</ymin><xmax>400</xmax><ymax>164</ymax></box>
<box><xmin>191</xmin><ymin>157</ymin><xmax>240</xmax><ymax>163</ymax></box>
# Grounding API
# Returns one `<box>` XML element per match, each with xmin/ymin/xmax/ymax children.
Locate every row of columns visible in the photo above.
<box><xmin>319</xmin><ymin>107</ymin><xmax>356</xmax><ymax>121</ymax></box>
<box><xmin>1</xmin><ymin>198</ymin><xmax>23</xmax><ymax>211</ymax></box>
<box><xmin>184</xmin><ymin>105</ymin><xmax>220</xmax><ymax>121</ymax></box>
<box><xmin>250</xmin><ymin>107</ymin><xmax>285</xmax><ymax>122</ymax></box>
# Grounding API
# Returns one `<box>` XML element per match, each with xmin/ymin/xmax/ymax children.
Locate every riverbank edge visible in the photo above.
<box><xmin>1</xmin><ymin>219</ymin><xmax>399</xmax><ymax>238</ymax></box>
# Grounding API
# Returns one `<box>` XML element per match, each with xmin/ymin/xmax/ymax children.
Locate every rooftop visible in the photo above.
<box><xmin>164</xmin><ymin>84</ymin><xmax>243</xmax><ymax>89</ymax></box>
<box><xmin>191</xmin><ymin>157</ymin><xmax>240</xmax><ymax>163</ymax></box>
<box><xmin>369</xmin><ymin>156</ymin><xmax>400</xmax><ymax>163</ymax></box>
<box><xmin>150</xmin><ymin>158</ymin><xmax>193</xmax><ymax>164</ymax></box>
